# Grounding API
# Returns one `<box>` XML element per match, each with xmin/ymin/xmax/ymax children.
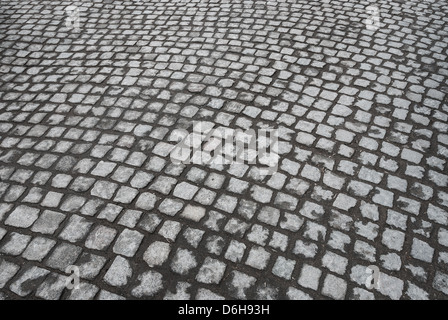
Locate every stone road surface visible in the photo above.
<box><xmin>0</xmin><ymin>0</ymin><xmax>448</xmax><ymax>300</ymax></box>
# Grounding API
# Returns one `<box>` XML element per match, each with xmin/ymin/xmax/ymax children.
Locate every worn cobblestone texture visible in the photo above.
<box><xmin>0</xmin><ymin>0</ymin><xmax>448</xmax><ymax>300</ymax></box>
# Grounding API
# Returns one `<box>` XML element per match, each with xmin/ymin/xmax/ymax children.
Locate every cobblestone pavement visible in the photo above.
<box><xmin>0</xmin><ymin>0</ymin><xmax>448</xmax><ymax>300</ymax></box>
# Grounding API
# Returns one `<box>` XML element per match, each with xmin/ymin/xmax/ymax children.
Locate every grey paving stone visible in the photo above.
<box><xmin>103</xmin><ymin>256</ymin><xmax>132</xmax><ymax>287</ymax></box>
<box><xmin>204</xmin><ymin>173</ymin><xmax>226</xmax><ymax>190</ymax></box>
<box><xmin>171</xmin><ymin>248</ymin><xmax>198</xmax><ymax>275</ymax></box>
<box><xmin>22</xmin><ymin>237</ymin><xmax>56</xmax><ymax>262</ymax></box>
<box><xmin>427</xmin><ymin>204</ymin><xmax>448</xmax><ymax>225</ymax></box>
<box><xmin>410</xmin><ymin>182</ymin><xmax>433</xmax><ymax>201</ymax></box>
<box><xmin>349</xmin><ymin>265</ymin><xmax>370</xmax><ymax>287</ymax></box>
<box><xmin>158</xmin><ymin>198</ymin><xmax>183</xmax><ymax>217</ymax></box>
<box><xmin>205</xmin><ymin>235</ymin><xmax>226</xmax><ymax>255</ymax></box>
<box><xmin>333</xmin><ymin>193</ymin><xmax>357</xmax><ymax>211</ymax></box>
<box><xmin>433</xmin><ymin>271</ymin><xmax>448</xmax><ymax>295</ymax></box>
<box><xmin>180</xmin><ymin>204</ymin><xmax>206</xmax><ymax>222</ymax></box>
<box><xmin>303</xmin><ymin>221</ymin><xmax>327</xmax><ymax>242</ymax></box>
<box><xmin>245</xmin><ymin>246</ymin><xmax>271</xmax><ymax>270</ymax></box>
<box><xmin>299</xmin><ymin>201</ymin><xmax>324</xmax><ymax>220</ymax></box>
<box><xmin>293</xmin><ymin>239</ymin><xmax>319</xmax><ymax>258</ymax></box>
<box><xmin>401</xmin><ymin>148</ymin><xmax>423</xmax><ymax>164</ymax></box>
<box><xmin>439</xmin><ymin>228</ymin><xmax>448</xmax><ymax>247</ymax></box>
<box><xmin>70</xmin><ymin>176</ymin><xmax>96</xmax><ymax>192</ymax></box>
<box><xmin>138</xmin><ymin>213</ymin><xmax>162</xmax><ymax>233</ymax></box>
<box><xmin>353</xmin><ymin>240</ymin><xmax>376</xmax><ymax>262</ymax></box>
<box><xmin>411</xmin><ymin>238</ymin><xmax>434</xmax><ymax>263</ymax></box>
<box><xmin>51</xmin><ymin>174</ymin><xmax>73</xmax><ymax>188</ymax></box>
<box><xmin>22</xmin><ymin>187</ymin><xmax>44</xmax><ymax>204</ymax></box>
<box><xmin>380</xmin><ymin>253</ymin><xmax>402</xmax><ymax>271</ymax></box>
<box><xmin>173</xmin><ymin>181</ymin><xmax>199</xmax><ymax>200</ymax></box>
<box><xmin>386</xmin><ymin>210</ymin><xmax>408</xmax><ymax>231</ymax></box>
<box><xmin>406</xmin><ymin>282</ymin><xmax>429</xmax><ymax>300</ymax></box>
<box><xmin>203</xmin><ymin>211</ymin><xmax>227</xmax><ymax>232</ymax></box>
<box><xmin>256</xmin><ymin>281</ymin><xmax>279</xmax><ymax>300</ymax></box>
<box><xmin>3</xmin><ymin>185</ymin><xmax>26</xmax><ymax>202</ymax></box>
<box><xmin>196</xmin><ymin>257</ymin><xmax>227</xmax><ymax>284</ymax></box>
<box><xmin>97</xmin><ymin>204</ymin><xmax>123</xmax><ymax>223</ymax></box>
<box><xmin>135</xmin><ymin>192</ymin><xmax>157</xmax><ymax>210</ymax></box>
<box><xmin>280</xmin><ymin>213</ymin><xmax>304</xmax><ymax>232</ymax></box>
<box><xmin>350</xmin><ymin>287</ymin><xmax>375</xmax><ymax>300</ymax></box>
<box><xmin>90</xmin><ymin>181</ymin><xmax>118</xmax><ymax>200</ymax></box>
<box><xmin>272</xmin><ymin>256</ymin><xmax>296</xmax><ymax>280</ymax></box>
<box><xmin>322</xmin><ymin>274</ymin><xmax>347</xmax><ymax>300</ymax></box>
<box><xmin>237</xmin><ymin>200</ymin><xmax>258</xmax><ymax>220</ymax></box>
<box><xmin>286</xmin><ymin>178</ymin><xmax>310</xmax><ymax>196</ymax></box>
<box><xmin>286</xmin><ymin>287</ymin><xmax>313</xmax><ymax>300</ymax></box>
<box><xmin>67</xmin><ymin>282</ymin><xmax>99</xmax><ymax>300</ymax></box>
<box><xmin>378</xmin><ymin>272</ymin><xmax>404</xmax><ymax>300</ymax></box>
<box><xmin>215</xmin><ymin>194</ymin><xmax>239</xmax><ymax>214</ymax></box>
<box><xmin>327</xmin><ymin>230</ymin><xmax>351</xmax><ymax>253</ymax></box>
<box><xmin>118</xmin><ymin>210</ymin><xmax>142</xmax><ymax>228</ymax></box>
<box><xmin>355</xmin><ymin>221</ymin><xmax>379</xmax><ymax>241</ymax></box>
<box><xmin>227</xmin><ymin>177</ymin><xmax>249</xmax><ymax>193</ymax></box>
<box><xmin>227</xmin><ymin>270</ymin><xmax>256</xmax><ymax>299</ymax></box>
<box><xmin>382</xmin><ymin>228</ymin><xmax>406</xmax><ymax>252</ymax></box>
<box><xmin>247</xmin><ymin>224</ymin><xmax>270</xmax><ymax>246</ymax></box>
<box><xmin>149</xmin><ymin>176</ymin><xmax>177</xmax><ymax>194</ymax></box>
<box><xmin>5</xmin><ymin>205</ymin><xmax>40</xmax><ymax>228</ymax></box>
<box><xmin>46</xmin><ymin>243</ymin><xmax>82</xmax><ymax>272</ymax></box>
<box><xmin>298</xmin><ymin>264</ymin><xmax>322</xmax><ymax>291</ymax></box>
<box><xmin>257</xmin><ymin>206</ymin><xmax>280</xmax><ymax>226</ymax></box>
<box><xmin>163</xmin><ymin>282</ymin><xmax>191</xmax><ymax>300</ymax></box>
<box><xmin>224</xmin><ymin>240</ymin><xmax>246</xmax><ymax>263</ymax></box>
<box><xmin>158</xmin><ymin>220</ymin><xmax>182</xmax><ymax>242</ymax></box>
<box><xmin>80</xmin><ymin>199</ymin><xmax>104</xmax><ymax>217</ymax></box>
<box><xmin>31</xmin><ymin>210</ymin><xmax>65</xmax><ymax>235</ymax></box>
<box><xmin>195</xmin><ymin>288</ymin><xmax>225</xmax><ymax>300</ymax></box>
<box><xmin>60</xmin><ymin>196</ymin><xmax>86</xmax><ymax>213</ymax></box>
<box><xmin>250</xmin><ymin>185</ymin><xmax>273</xmax><ymax>204</ymax></box>
<box><xmin>114</xmin><ymin>186</ymin><xmax>139</xmax><ymax>204</ymax></box>
<box><xmin>323</xmin><ymin>172</ymin><xmax>345</xmax><ymax>190</ymax></box>
<box><xmin>77</xmin><ymin>253</ymin><xmax>107</xmax><ymax>280</ymax></box>
<box><xmin>0</xmin><ymin>259</ymin><xmax>20</xmax><ymax>289</ymax></box>
<box><xmin>55</xmin><ymin>156</ymin><xmax>77</xmax><ymax>172</ymax></box>
<box><xmin>59</xmin><ymin>215</ymin><xmax>93</xmax><ymax>243</ymax></box>
<box><xmin>269</xmin><ymin>231</ymin><xmax>288</xmax><ymax>252</ymax></box>
<box><xmin>113</xmin><ymin>229</ymin><xmax>144</xmax><ymax>257</ymax></box>
<box><xmin>35</xmin><ymin>273</ymin><xmax>67</xmax><ymax>300</ymax></box>
<box><xmin>0</xmin><ymin>203</ymin><xmax>12</xmax><ymax>222</ymax></box>
<box><xmin>130</xmin><ymin>171</ymin><xmax>154</xmax><ymax>189</ymax></box>
<box><xmin>10</xmin><ymin>266</ymin><xmax>50</xmax><ymax>297</ymax></box>
<box><xmin>322</xmin><ymin>250</ymin><xmax>348</xmax><ymax>275</ymax></box>
<box><xmin>144</xmin><ymin>241</ymin><xmax>171</xmax><ymax>267</ymax></box>
<box><xmin>0</xmin><ymin>232</ymin><xmax>31</xmax><ymax>255</ymax></box>
<box><xmin>224</xmin><ymin>218</ymin><xmax>250</xmax><ymax>238</ymax></box>
<box><xmin>85</xmin><ymin>225</ymin><xmax>117</xmax><ymax>250</ymax></box>
<box><xmin>194</xmin><ymin>188</ymin><xmax>216</xmax><ymax>206</ymax></box>
<box><xmin>98</xmin><ymin>290</ymin><xmax>126</xmax><ymax>300</ymax></box>
<box><xmin>372</xmin><ymin>188</ymin><xmax>394</xmax><ymax>207</ymax></box>
<box><xmin>131</xmin><ymin>271</ymin><xmax>164</xmax><ymax>298</ymax></box>
<box><xmin>182</xmin><ymin>227</ymin><xmax>205</xmax><ymax>248</ymax></box>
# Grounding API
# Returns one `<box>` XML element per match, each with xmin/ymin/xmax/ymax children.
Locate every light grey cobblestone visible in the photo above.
<box><xmin>104</xmin><ymin>256</ymin><xmax>132</xmax><ymax>287</ymax></box>
<box><xmin>35</xmin><ymin>273</ymin><xmax>67</xmax><ymax>300</ymax></box>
